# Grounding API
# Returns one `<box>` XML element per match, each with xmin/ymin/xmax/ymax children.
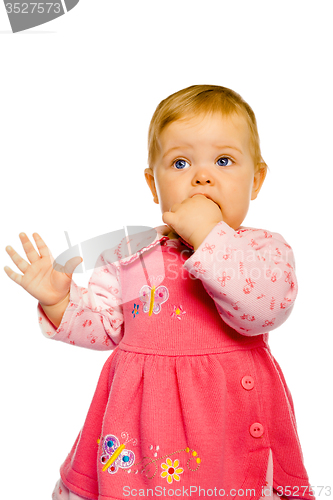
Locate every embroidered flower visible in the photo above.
<box><xmin>193</xmin><ymin>261</ymin><xmax>206</xmax><ymax>274</ymax></box>
<box><xmin>222</xmin><ymin>247</ymin><xmax>236</xmax><ymax>260</ymax></box>
<box><xmin>160</xmin><ymin>458</ymin><xmax>184</xmax><ymax>484</ymax></box>
<box><xmin>217</xmin><ymin>272</ymin><xmax>231</xmax><ymax>287</ymax></box>
<box><xmin>88</xmin><ymin>333</ymin><xmax>97</xmax><ymax>344</ymax></box>
<box><xmin>202</xmin><ymin>243</ymin><xmax>215</xmax><ymax>254</ymax></box>
<box><xmin>132</xmin><ymin>304</ymin><xmax>139</xmax><ymax>318</ymax></box>
<box><xmin>249</xmin><ymin>239</ymin><xmax>258</xmax><ymax>247</ymax></box>
<box><xmin>171</xmin><ymin>305</ymin><xmax>186</xmax><ymax>320</ymax></box>
<box><xmin>270</xmin><ymin>272</ymin><xmax>277</xmax><ymax>283</ymax></box>
<box><xmin>240</xmin><ymin>314</ymin><xmax>255</xmax><ymax>321</ymax></box>
<box><xmin>262</xmin><ymin>318</ymin><xmax>275</xmax><ymax>327</ymax></box>
<box><xmin>243</xmin><ymin>278</ymin><xmax>255</xmax><ymax>294</ymax></box>
<box><xmin>284</xmin><ymin>271</ymin><xmax>293</xmax><ymax>284</ymax></box>
<box><xmin>102</xmin><ymin>335</ymin><xmax>110</xmax><ymax>346</ymax></box>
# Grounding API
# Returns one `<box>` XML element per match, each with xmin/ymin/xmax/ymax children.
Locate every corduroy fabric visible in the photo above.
<box><xmin>52</xmin><ymin>232</ymin><xmax>312</xmax><ymax>500</ymax></box>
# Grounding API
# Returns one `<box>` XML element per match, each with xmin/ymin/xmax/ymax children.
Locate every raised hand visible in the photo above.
<box><xmin>4</xmin><ymin>232</ymin><xmax>82</xmax><ymax>306</ymax></box>
<box><xmin>162</xmin><ymin>195</ymin><xmax>223</xmax><ymax>250</ymax></box>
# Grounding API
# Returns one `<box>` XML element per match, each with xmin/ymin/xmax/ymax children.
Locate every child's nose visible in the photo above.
<box><xmin>192</xmin><ymin>168</ymin><xmax>215</xmax><ymax>185</ymax></box>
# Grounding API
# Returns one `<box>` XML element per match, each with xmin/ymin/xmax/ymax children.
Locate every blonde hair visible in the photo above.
<box><xmin>148</xmin><ymin>84</ymin><xmax>267</xmax><ymax>173</ymax></box>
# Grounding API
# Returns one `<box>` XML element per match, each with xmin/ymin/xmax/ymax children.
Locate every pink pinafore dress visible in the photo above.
<box><xmin>58</xmin><ymin>238</ymin><xmax>312</xmax><ymax>500</ymax></box>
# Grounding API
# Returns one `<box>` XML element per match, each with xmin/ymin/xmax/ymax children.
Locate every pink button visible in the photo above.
<box><xmin>241</xmin><ymin>376</ymin><xmax>254</xmax><ymax>390</ymax></box>
<box><xmin>249</xmin><ymin>423</ymin><xmax>264</xmax><ymax>438</ymax></box>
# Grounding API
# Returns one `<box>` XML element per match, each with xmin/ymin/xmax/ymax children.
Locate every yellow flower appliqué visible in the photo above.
<box><xmin>160</xmin><ymin>458</ymin><xmax>184</xmax><ymax>484</ymax></box>
<box><xmin>170</xmin><ymin>305</ymin><xmax>186</xmax><ymax>320</ymax></box>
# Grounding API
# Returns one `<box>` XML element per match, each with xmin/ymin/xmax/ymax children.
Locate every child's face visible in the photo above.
<box><xmin>145</xmin><ymin>111</ymin><xmax>265</xmax><ymax>231</ymax></box>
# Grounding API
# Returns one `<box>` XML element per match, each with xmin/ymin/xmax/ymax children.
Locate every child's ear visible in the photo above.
<box><xmin>144</xmin><ymin>168</ymin><xmax>159</xmax><ymax>204</ymax></box>
<box><xmin>251</xmin><ymin>165</ymin><xmax>267</xmax><ymax>200</ymax></box>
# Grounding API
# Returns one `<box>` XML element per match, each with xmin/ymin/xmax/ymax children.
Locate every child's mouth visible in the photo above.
<box><xmin>190</xmin><ymin>193</ymin><xmax>221</xmax><ymax>210</ymax></box>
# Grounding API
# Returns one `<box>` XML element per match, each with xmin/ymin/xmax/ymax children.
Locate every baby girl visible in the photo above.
<box><xmin>5</xmin><ymin>85</ymin><xmax>313</xmax><ymax>500</ymax></box>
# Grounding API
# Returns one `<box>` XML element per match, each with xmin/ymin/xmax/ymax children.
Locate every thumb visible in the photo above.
<box><xmin>162</xmin><ymin>211</ymin><xmax>174</xmax><ymax>227</ymax></box>
<box><xmin>63</xmin><ymin>256</ymin><xmax>83</xmax><ymax>277</ymax></box>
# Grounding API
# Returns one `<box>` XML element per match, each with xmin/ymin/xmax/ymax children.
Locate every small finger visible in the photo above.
<box><xmin>3</xmin><ymin>265</ymin><xmax>23</xmax><ymax>286</ymax></box>
<box><xmin>32</xmin><ymin>233</ymin><xmax>53</xmax><ymax>260</ymax></box>
<box><xmin>169</xmin><ymin>203</ymin><xmax>181</xmax><ymax>212</ymax></box>
<box><xmin>19</xmin><ymin>232</ymin><xmax>41</xmax><ymax>264</ymax></box>
<box><xmin>5</xmin><ymin>245</ymin><xmax>29</xmax><ymax>274</ymax></box>
<box><xmin>162</xmin><ymin>212</ymin><xmax>174</xmax><ymax>227</ymax></box>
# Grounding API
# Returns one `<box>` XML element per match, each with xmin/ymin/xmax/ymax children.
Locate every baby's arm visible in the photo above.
<box><xmin>38</xmin><ymin>248</ymin><xmax>124</xmax><ymax>350</ymax></box>
<box><xmin>40</xmin><ymin>293</ymin><xmax>70</xmax><ymax>328</ymax></box>
<box><xmin>5</xmin><ymin>232</ymin><xmax>124</xmax><ymax>350</ymax></box>
<box><xmin>183</xmin><ymin>222</ymin><xmax>297</xmax><ymax>336</ymax></box>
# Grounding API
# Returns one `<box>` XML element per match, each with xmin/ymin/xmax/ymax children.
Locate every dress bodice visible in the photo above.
<box><xmin>119</xmin><ymin>239</ymin><xmax>266</xmax><ymax>355</ymax></box>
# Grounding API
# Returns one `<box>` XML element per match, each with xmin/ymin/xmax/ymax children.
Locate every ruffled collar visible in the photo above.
<box><xmin>113</xmin><ymin>225</ymin><xmax>191</xmax><ymax>266</ymax></box>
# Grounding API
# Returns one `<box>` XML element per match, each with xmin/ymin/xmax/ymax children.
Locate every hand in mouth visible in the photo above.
<box><xmin>190</xmin><ymin>193</ymin><xmax>221</xmax><ymax>210</ymax></box>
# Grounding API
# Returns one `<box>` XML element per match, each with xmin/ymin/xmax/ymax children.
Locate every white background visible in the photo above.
<box><xmin>1</xmin><ymin>1</ymin><xmax>332</xmax><ymax>498</ymax></box>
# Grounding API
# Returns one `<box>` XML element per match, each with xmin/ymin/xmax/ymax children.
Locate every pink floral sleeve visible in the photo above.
<box><xmin>183</xmin><ymin>221</ymin><xmax>297</xmax><ymax>336</ymax></box>
<box><xmin>37</xmin><ymin>248</ymin><xmax>124</xmax><ymax>350</ymax></box>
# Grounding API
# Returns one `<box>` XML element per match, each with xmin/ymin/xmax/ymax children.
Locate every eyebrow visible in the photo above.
<box><xmin>162</xmin><ymin>145</ymin><xmax>243</xmax><ymax>159</ymax></box>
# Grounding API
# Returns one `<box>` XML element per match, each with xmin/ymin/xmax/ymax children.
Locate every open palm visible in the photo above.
<box><xmin>4</xmin><ymin>232</ymin><xmax>82</xmax><ymax>306</ymax></box>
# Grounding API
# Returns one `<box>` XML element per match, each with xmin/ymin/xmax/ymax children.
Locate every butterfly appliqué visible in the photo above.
<box><xmin>139</xmin><ymin>285</ymin><xmax>169</xmax><ymax>316</ymax></box>
<box><xmin>100</xmin><ymin>433</ymin><xmax>136</xmax><ymax>474</ymax></box>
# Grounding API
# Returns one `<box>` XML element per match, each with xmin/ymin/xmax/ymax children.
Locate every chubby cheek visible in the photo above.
<box><xmin>156</xmin><ymin>186</ymin><xmax>175</xmax><ymax>213</ymax></box>
<box><xmin>156</xmin><ymin>180</ymin><xmax>184</xmax><ymax>212</ymax></box>
<box><xmin>222</xmin><ymin>203</ymin><xmax>249</xmax><ymax>230</ymax></box>
<box><xmin>220</xmin><ymin>183</ymin><xmax>252</xmax><ymax>228</ymax></box>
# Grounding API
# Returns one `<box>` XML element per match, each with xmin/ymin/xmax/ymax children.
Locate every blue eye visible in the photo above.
<box><xmin>217</xmin><ymin>157</ymin><xmax>232</xmax><ymax>167</ymax></box>
<box><xmin>173</xmin><ymin>159</ymin><xmax>189</xmax><ymax>170</ymax></box>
